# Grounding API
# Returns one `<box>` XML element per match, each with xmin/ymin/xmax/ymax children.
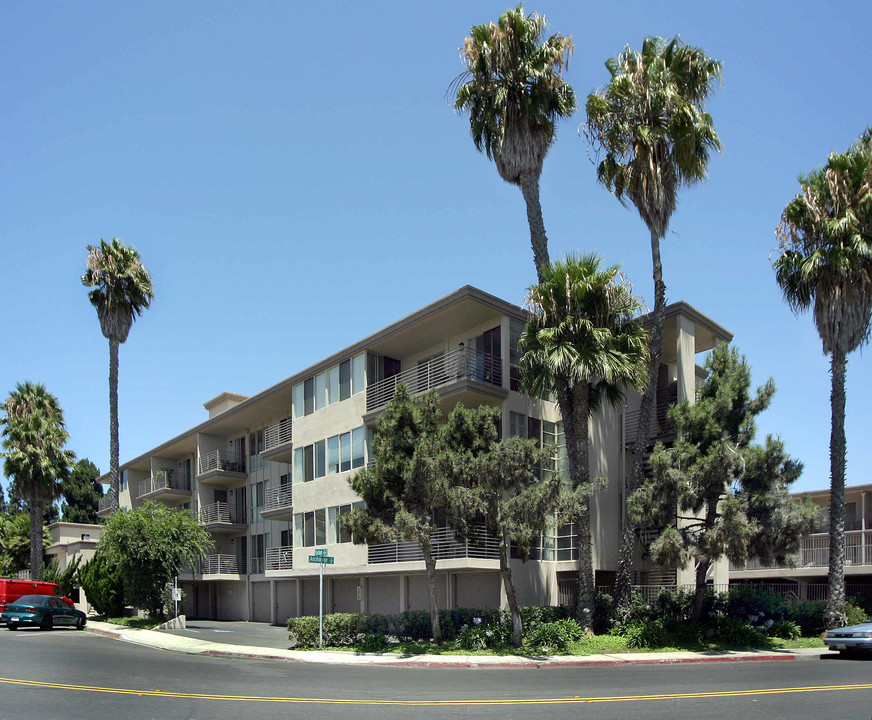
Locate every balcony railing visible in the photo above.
<box><xmin>366</xmin><ymin>347</ymin><xmax>502</xmax><ymax>412</ymax></box>
<box><xmin>266</xmin><ymin>545</ymin><xmax>294</xmax><ymax>571</ymax></box>
<box><xmin>730</xmin><ymin>529</ymin><xmax>872</xmax><ymax>571</ymax></box>
<box><xmin>200</xmin><ymin>554</ymin><xmax>246</xmax><ymax>575</ymax></box>
<box><xmin>368</xmin><ymin>526</ymin><xmax>499</xmax><ymax>564</ymax></box>
<box><xmin>264</xmin><ymin>417</ymin><xmax>293</xmax><ymax>451</ymax></box>
<box><xmin>198</xmin><ymin>449</ymin><xmax>245</xmax><ymax>475</ymax></box>
<box><xmin>97</xmin><ymin>495</ymin><xmax>113</xmax><ymax>514</ymax></box>
<box><xmin>199</xmin><ymin>501</ymin><xmax>245</xmax><ymax>525</ymax></box>
<box><xmin>263</xmin><ymin>484</ymin><xmax>293</xmax><ymax>513</ymax></box>
<box><xmin>138</xmin><ymin>469</ymin><xmax>190</xmax><ymax>498</ymax></box>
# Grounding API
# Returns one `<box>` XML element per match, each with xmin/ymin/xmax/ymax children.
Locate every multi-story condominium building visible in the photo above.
<box><xmin>730</xmin><ymin>483</ymin><xmax>872</xmax><ymax>603</ymax></box>
<box><xmin>98</xmin><ymin>286</ymin><xmax>731</xmax><ymax>622</ymax></box>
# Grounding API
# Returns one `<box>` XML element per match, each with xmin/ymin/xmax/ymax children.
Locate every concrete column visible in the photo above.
<box><xmin>359</xmin><ymin>577</ymin><xmax>367</xmax><ymax>613</ymax></box>
<box><xmin>269</xmin><ymin>579</ymin><xmax>277</xmax><ymax>625</ymax></box>
<box><xmin>676</xmin><ymin>314</ymin><xmax>697</xmax><ymax>405</ymax></box>
<box><xmin>862</xmin><ymin>490</ymin><xmax>867</xmax><ymax>565</ymax></box>
<box><xmin>399</xmin><ymin>575</ymin><xmax>407</xmax><ymax>612</ymax></box>
<box><xmin>294</xmin><ymin>578</ymin><xmax>302</xmax><ymax>617</ymax></box>
<box><xmin>446</xmin><ymin>573</ymin><xmax>454</xmax><ymax>609</ymax></box>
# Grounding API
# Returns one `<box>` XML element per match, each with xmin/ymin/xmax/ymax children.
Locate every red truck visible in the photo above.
<box><xmin>0</xmin><ymin>578</ymin><xmax>74</xmax><ymax>612</ymax></box>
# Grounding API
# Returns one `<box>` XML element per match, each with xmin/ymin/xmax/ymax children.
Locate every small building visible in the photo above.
<box><xmin>44</xmin><ymin>521</ymin><xmax>103</xmax><ymax>612</ymax></box>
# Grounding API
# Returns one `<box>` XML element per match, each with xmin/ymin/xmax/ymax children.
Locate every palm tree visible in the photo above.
<box><xmin>82</xmin><ymin>238</ymin><xmax>154</xmax><ymax>512</ymax></box>
<box><xmin>1</xmin><ymin>382</ymin><xmax>75</xmax><ymax>578</ymax></box>
<box><xmin>584</xmin><ymin>37</ymin><xmax>722</xmax><ymax>606</ymax></box>
<box><xmin>773</xmin><ymin>130</ymin><xmax>872</xmax><ymax>628</ymax></box>
<box><xmin>520</xmin><ymin>254</ymin><xmax>648</xmax><ymax>626</ymax></box>
<box><xmin>453</xmin><ymin>4</ymin><xmax>577</xmax><ymax>281</ymax></box>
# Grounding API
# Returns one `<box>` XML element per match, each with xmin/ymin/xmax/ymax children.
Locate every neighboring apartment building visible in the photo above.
<box><xmin>730</xmin><ymin>483</ymin><xmax>872</xmax><ymax>601</ymax></box>
<box><xmin>97</xmin><ymin>286</ymin><xmax>731</xmax><ymax>622</ymax></box>
<box><xmin>44</xmin><ymin>521</ymin><xmax>102</xmax><ymax>612</ymax></box>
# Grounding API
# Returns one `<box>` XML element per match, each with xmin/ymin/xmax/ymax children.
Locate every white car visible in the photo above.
<box><xmin>824</xmin><ymin>621</ymin><xmax>872</xmax><ymax>654</ymax></box>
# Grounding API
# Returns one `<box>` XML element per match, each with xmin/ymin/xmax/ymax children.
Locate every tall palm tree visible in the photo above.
<box><xmin>453</xmin><ymin>4</ymin><xmax>577</xmax><ymax>281</ymax></box>
<box><xmin>584</xmin><ymin>37</ymin><xmax>722</xmax><ymax>606</ymax></box>
<box><xmin>82</xmin><ymin>238</ymin><xmax>154</xmax><ymax>512</ymax></box>
<box><xmin>1</xmin><ymin>382</ymin><xmax>75</xmax><ymax>578</ymax></box>
<box><xmin>520</xmin><ymin>254</ymin><xmax>648</xmax><ymax>625</ymax></box>
<box><xmin>773</xmin><ymin>130</ymin><xmax>872</xmax><ymax>628</ymax></box>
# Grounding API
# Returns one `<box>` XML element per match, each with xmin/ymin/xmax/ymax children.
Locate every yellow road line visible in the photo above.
<box><xmin>0</xmin><ymin>676</ymin><xmax>870</xmax><ymax>705</ymax></box>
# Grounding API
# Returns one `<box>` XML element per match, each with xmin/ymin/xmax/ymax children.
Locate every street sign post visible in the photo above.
<box><xmin>308</xmin><ymin>550</ymin><xmax>334</xmax><ymax>646</ymax></box>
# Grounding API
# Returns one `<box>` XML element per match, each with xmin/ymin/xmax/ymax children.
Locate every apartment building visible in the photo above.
<box><xmin>97</xmin><ymin>286</ymin><xmax>731</xmax><ymax>623</ymax></box>
<box><xmin>730</xmin><ymin>483</ymin><xmax>872</xmax><ymax>601</ymax></box>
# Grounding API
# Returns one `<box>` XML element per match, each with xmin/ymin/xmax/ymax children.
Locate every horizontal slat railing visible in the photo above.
<box><xmin>138</xmin><ymin>469</ymin><xmax>190</xmax><ymax>498</ymax></box>
<box><xmin>263</xmin><ymin>484</ymin><xmax>292</xmax><ymax>513</ymax></box>
<box><xmin>199</xmin><ymin>501</ymin><xmax>245</xmax><ymax>525</ymax></box>
<box><xmin>367</xmin><ymin>526</ymin><xmax>499</xmax><ymax>564</ymax></box>
<box><xmin>266</xmin><ymin>545</ymin><xmax>294</xmax><ymax>571</ymax></box>
<box><xmin>730</xmin><ymin>529</ymin><xmax>872</xmax><ymax>571</ymax></box>
<box><xmin>198</xmin><ymin>449</ymin><xmax>245</xmax><ymax>475</ymax></box>
<box><xmin>200</xmin><ymin>554</ymin><xmax>245</xmax><ymax>575</ymax></box>
<box><xmin>366</xmin><ymin>347</ymin><xmax>502</xmax><ymax>412</ymax></box>
<box><xmin>264</xmin><ymin>417</ymin><xmax>293</xmax><ymax>451</ymax></box>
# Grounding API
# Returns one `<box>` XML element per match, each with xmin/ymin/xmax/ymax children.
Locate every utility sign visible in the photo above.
<box><xmin>314</xmin><ymin>548</ymin><xmax>328</xmax><ymax>557</ymax></box>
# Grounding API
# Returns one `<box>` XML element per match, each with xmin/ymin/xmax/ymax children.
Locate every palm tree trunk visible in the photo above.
<box><xmin>518</xmin><ymin>171</ymin><xmax>550</xmax><ymax>282</ymax></box>
<box><xmin>419</xmin><ymin>533</ymin><xmax>443</xmax><ymax>644</ymax></box>
<box><xmin>556</xmin><ymin>376</ymin><xmax>595</xmax><ymax>628</ymax></box>
<box><xmin>499</xmin><ymin>530</ymin><xmax>523</xmax><ymax>647</ymax></box>
<box><xmin>825</xmin><ymin>350</ymin><xmax>848</xmax><ymax>628</ymax></box>
<box><xmin>615</xmin><ymin>227</ymin><xmax>667</xmax><ymax>613</ymax></box>
<box><xmin>29</xmin><ymin>498</ymin><xmax>44</xmax><ymax>580</ymax></box>
<box><xmin>109</xmin><ymin>338</ymin><xmax>120</xmax><ymax>512</ymax></box>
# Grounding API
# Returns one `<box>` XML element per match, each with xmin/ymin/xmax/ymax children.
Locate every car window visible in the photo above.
<box><xmin>48</xmin><ymin>597</ymin><xmax>62</xmax><ymax>608</ymax></box>
<box><xmin>13</xmin><ymin>595</ymin><xmax>48</xmax><ymax>605</ymax></box>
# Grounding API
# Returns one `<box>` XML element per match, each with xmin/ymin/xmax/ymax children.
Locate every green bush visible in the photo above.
<box><xmin>767</xmin><ymin>619</ymin><xmax>801</xmax><ymax>640</ymax></box>
<box><xmin>440</xmin><ymin>607</ymin><xmax>501</xmax><ymax>640</ymax></box>
<box><xmin>783</xmin><ymin>599</ymin><xmax>826</xmax><ymax>636</ymax></box>
<box><xmin>711</xmin><ymin>616</ymin><xmax>766</xmax><ymax>647</ymax></box>
<box><xmin>845</xmin><ymin>602</ymin><xmax>869</xmax><ymax>626</ymax></box>
<box><xmin>78</xmin><ymin>551</ymin><xmax>125</xmax><ymax>617</ymax></box>
<box><xmin>392</xmin><ymin>610</ymin><xmax>432</xmax><ymax>641</ymax></box>
<box><xmin>357</xmin><ymin>634</ymin><xmax>390</xmax><ymax>653</ymax></box>
<box><xmin>526</xmin><ymin>618</ymin><xmax>585</xmax><ymax>653</ymax></box>
<box><xmin>287</xmin><ymin>616</ymin><xmax>320</xmax><ymax>648</ymax></box>
<box><xmin>615</xmin><ymin>618</ymin><xmax>666</xmax><ymax>649</ymax></box>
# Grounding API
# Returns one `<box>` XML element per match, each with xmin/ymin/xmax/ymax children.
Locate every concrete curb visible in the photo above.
<box><xmin>83</xmin><ymin>622</ymin><xmax>828</xmax><ymax>668</ymax></box>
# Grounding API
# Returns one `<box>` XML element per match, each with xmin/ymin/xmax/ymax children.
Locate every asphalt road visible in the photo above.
<box><xmin>1</xmin><ymin>626</ymin><xmax>871</xmax><ymax>720</ymax></box>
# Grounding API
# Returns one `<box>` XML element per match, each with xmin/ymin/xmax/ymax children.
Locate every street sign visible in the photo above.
<box><xmin>314</xmin><ymin>548</ymin><xmax>328</xmax><ymax>557</ymax></box>
<box><xmin>308</xmin><ymin>555</ymin><xmax>334</xmax><ymax>564</ymax></box>
<box><xmin>172</xmin><ymin>588</ymin><xmax>182</xmax><ymax>602</ymax></box>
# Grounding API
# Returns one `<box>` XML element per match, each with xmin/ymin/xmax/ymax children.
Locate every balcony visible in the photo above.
<box><xmin>365</xmin><ymin>347</ymin><xmax>506</xmax><ymax>415</ymax></box>
<box><xmin>368</xmin><ymin>526</ymin><xmax>499</xmax><ymax>564</ymax></box>
<box><xmin>199</xmin><ymin>553</ymin><xmax>246</xmax><ymax>576</ymax></box>
<box><xmin>260</xmin><ymin>484</ymin><xmax>293</xmax><ymax>521</ymax></box>
<box><xmin>137</xmin><ymin>469</ymin><xmax>191</xmax><ymax>504</ymax></box>
<box><xmin>265</xmin><ymin>545</ymin><xmax>294</xmax><ymax>572</ymax></box>
<box><xmin>197</xmin><ymin>449</ymin><xmax>246</xmax><ymax>488</ymax></box>
<box><xmin>96</xmin><ymin>495</ymin><xmax>114</xmax><ymax>517</ymax></box>
<box><xmin>730</xmin><ymin>529</ymin><xmax>872</xmax><ymax>572</ymax></box>
<box><xmin>199</xmin><ymin>501</ymin><xmax>247</xmax><ymax>534</ymax></box>
<box><xmin>624</xmin><ymin>383</ymin><xmax>678</xmax><ymax>449</ymax></box>
<box><xmin>261</xmin><ymin>417</ymin><xmax>293</xmax><ymax>463</ymax></box>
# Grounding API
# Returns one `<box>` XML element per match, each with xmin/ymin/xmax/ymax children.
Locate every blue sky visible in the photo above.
<box><xmin>1</xmin><ymin>0</ymin><xmax>869</xmax><ymax>499</ymax></box>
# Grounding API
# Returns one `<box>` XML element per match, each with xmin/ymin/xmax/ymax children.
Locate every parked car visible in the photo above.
<box><xmin>824</xmin><ymin>621</ymin><xmax>872</xmax><ymax>654</ymax></box>
<box><xmin>1</xmin><ymin>594</ymin><xmax>87</xmax><ymax>631</ymax></box>
<box><xmin>0</xmin><ymin>578</ymin><xmax>74</xmax><ymax>612</ymax></box>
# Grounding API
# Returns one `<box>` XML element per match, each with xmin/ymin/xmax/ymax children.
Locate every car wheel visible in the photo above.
<box><xmin>76</xmin><ymin>616</ymin><xmax>86</xmax><ymax>631</ymax></box>
<box><xmin>7</xmin><ymin>623</ymin><xmax>18</xmax><ymax>631</ymax></box>
<box><xmin>40</xmin><ymin>615</ymin><xmax>53</xmax><ymax>631</ymax></box>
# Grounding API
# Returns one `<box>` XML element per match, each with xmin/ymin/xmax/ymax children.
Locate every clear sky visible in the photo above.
<box><xmin>1</xmin><ymin>0</ymin><xmax>869</xmax><ymax>499</ymax></box>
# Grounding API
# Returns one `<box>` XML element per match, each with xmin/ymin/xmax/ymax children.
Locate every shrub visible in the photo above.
<box><xmin>845</xmin><ymin>602</ymin><xmax>869</xmax><ymax>626</ymax></box>
<box><xmin>287</xmin><ymin>616</ymin><xmax>320</xmax><ymax>648</ymax></box>
<box><xmin>78</xmin><ymin>551</ymin><xmax>125</xmax><ymax>617</ymax></box>
<box><xmin>711</xmin><ymin>616</ymin><xmax>766</xmax><ymax>647</ymax></box>
<box><xmin>783</xmin><ymin>599</ymin><xmax>826</xmax><ymax>636</ymax></box>
<box><xmin>357</xmin><ymin>634</ymin><xmax>390</xmax><ymax>653</ymax></box>
<box><xmin>767</xmin><ymin>619</ymin><xmax>801</xmax><ymax>640</ymax></box>
<box><xmin>616</xmin><ymin>618</ymin><xmax>666</xmax><ymax>649</ymax></box>
<box><xmin>526</xmin><ymin>618</ymin><xmax>585</xmax><ymax>653</ymax></box>
<box><xmin>392</xmin><ymin>610</ymin><xmax>432</xmax><ymax>642</ymax></box>
<box><xmin>440</xmin><ymin>607</ymin><xmax>501</xmax><ymax>641</ymax></box>
<box><xmin>592</xmin><ymin>592</ymin><xmax>616</xmax><ymax>634</ymax></box>
<box><xmin>321</xmin><ymin>613</ymin><xmax>360</xmax><ymax>646</ymax></box>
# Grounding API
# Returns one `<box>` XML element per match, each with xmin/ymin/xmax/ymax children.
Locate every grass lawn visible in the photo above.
<box><xmin>91</xmin><ymin>615</ymin><xmax>161</xmax><ymax>629</ymax></box>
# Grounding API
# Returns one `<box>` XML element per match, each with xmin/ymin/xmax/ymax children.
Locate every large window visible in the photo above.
<box><xmin>295</xmin><ymin>509</ymin><xmax>327</xmax><ymax>547</ymax></box>
<box><xmin>510</xmin><ymin>412</ymin><xmax>565</xmax><ymax>480</ymax></box>
<box><xmin>293</xmin><ymin>353</ymin><xmax>366</xmax><ymax>418</ymax></box>
<box><xmin>296</xmin><ymin>427</ymin><xmax>365</xmax><ymax>482</ymax></box>
<box><xmin>251</xmin><ymin>532</ymin><xmax>269</xmax><ymax>574</ymax></box>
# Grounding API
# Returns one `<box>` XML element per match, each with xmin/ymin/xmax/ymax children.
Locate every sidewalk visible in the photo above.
<box><xmin>84</xmin><ymin>621</ymin><xmax>831</xmax><ymax>668</ymax></box>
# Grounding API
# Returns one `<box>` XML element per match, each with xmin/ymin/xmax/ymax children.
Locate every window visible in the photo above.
<box><xmin>81</xmin><ymin>534</ymin><xmax>90</xmax><ymax>541</ymax></box>
<box><xmin>509</xmin><ymin>318</ymin><xmax>525</xmax><ymax>391</ymax></box>
<box><xmin>296</xmin><ymin>509</ymin><xmax>326</xmax><ymax>547</ymax></box>
<box><xmin>340</xmin><ymin>432</ymin><xmax>351</xmax><ymax>472</ymax></box>
<box><xmin>328</xmin><ymin>504</ymin><xmax>354</xmax><ymax>544</ymax></box>
<box><xmin>351</xmin><ymin>427</ymin><xmax>365</xmax><ymax>469</ymax></box>
<box><xmin>510</xmin><ymin>412</ymin><xmax>527</xmax><ymax>439</ymax></box>
<box><xmin>468</xmin><ymin>326</ymin><xmax>502</xmax><ymax>386</ymax></box>
<box><xmin>304</xmin><ymin>378</ymin><xmax>315</xmax><ymax>415</ymax></box>
<box><xmin>251</xmin><ymin>481</ymin><xmax>267</xmax><ymax>523</ymax></box>
<box><xmin>251</xmin><ymin>532</ymin><xmax>269</xmax><ymax>574</ymax></box>
<box><xmin>315</xmin><ymin>440</ymin><xmax>326</xmax><ymax>478</ymax></box>
<box><xmin>327</xmin><ymin>435</ymin><xmax>340</xmax><ymax>474</ymax></box>
<box><xmin>352</xmin><ymin>353</ymin><xmax>365</xmax><ymax>393</ymax></box>
<box><xmin>293</xmin><ymin>383</ymin><xmax>304</xmax><ymax>419</ymax></box>
<box><xmin>315</xmin><ymin>372</ymin><xmax>327</xmax><ymax>411</ymax></box>
<box><xmin>511</xmin><ymin>413</ymin><xmax>564</xmax><ymax>480</ymax></box>
<box><xmin>328</xmin><ymin>365</ymin><xmax>340</xmax><ymax>404</ymax></box>
<box><xmin>339</xmin><ymin>359</ymin><xmax>351</xmax><ymax>401</ymax></box>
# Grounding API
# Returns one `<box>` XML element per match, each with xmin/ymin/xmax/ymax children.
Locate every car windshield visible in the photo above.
<box><xmin>10</xmin><ymin>595</ymin><xmax>49</xmax><ymax>606</ymax></box>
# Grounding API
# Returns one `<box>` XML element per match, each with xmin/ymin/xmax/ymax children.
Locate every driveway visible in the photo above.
<box><xmin>158</xmin><ymin>619</ymin><xmax>292</xmax><ymax>650</ymax></box>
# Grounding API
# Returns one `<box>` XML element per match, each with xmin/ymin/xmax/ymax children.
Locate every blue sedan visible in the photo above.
<box><xmin>824</xmin><ymin>621</ymin><xmax>872</xmax><ymax>654</ymax></box>
<box><xmin>1</xmin><ymin>594</ymin><xmax>87</xmax><ymax>631</ymax></box>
